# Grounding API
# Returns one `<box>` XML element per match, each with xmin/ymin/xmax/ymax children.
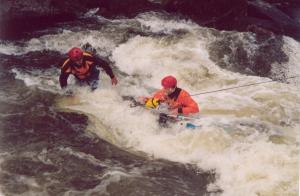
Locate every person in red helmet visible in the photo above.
<box><xmin>140</xmin><ymin>75</ymin><xmax>199</xmax><ymax>126</ymax></box>
<box><xmin>59</xmin><ymin>46</ymin><xmax>118</xmax><ymax>92</ymax></box>
<box><xmin>139</xmin><ymin>75</ymin><xmax>199</xmax><ymax>126</ymax></box>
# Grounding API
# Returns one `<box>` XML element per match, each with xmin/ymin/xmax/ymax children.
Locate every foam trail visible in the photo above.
<box><xmin>58</xmin><ymin>32</ymin><xmax>299</xmax><ymax>196</ymax></box>
<box><xmin>9</xmin><ymin>12</ymin><xmax>299</xmax><ymax>196</ymax></box>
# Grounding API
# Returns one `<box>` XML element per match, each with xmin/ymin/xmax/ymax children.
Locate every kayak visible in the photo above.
<box><xmin>122</xmin><ymin>96</ymin><xmax>201</xmax><ymax>129</ymax></box>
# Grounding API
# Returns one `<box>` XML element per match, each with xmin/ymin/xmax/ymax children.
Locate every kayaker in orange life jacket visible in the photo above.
<box><xmin>141</xmin><ymin>75</ymin><xmax>200</xmax><ymax>116</ymax></box>
<box><xmin>59</xmin><ymin>47</ymin><xmax>118</xmax><ymax>92</ymax></box>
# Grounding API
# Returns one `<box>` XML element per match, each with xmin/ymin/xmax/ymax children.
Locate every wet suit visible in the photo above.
<box><xmin>152</xmin><ymin>87</ymin><xmax>200</xmax><ymax>127</ymax></box>
<box><xmin>59</xmin><ymin>52</ymin><xmax>115</xmax><ymax>90</ymax></box>
<box><xmin>153</xmin><ymin>87</ymin><xmax>199</xmax><ymax>115</ymax></box>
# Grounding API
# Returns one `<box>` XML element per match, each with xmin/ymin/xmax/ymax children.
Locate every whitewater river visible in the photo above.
<box><xmin>0</xmin><ymin>11</ymin><xmax>299</xmax><ymax>196</ymax></box>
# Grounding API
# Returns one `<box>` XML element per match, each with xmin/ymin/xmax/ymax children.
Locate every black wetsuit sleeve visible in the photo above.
<box><xmin>59</xmin><ymin>64</ymin><xmax>71</xmax><ymax>88</ymax></box>
<box><xmin>94</xmin><ymin>56</ymin><xmax>115</xmax><ymax>79</ymax></box>
<box><xmin>59</xmin><ymin>72</ymin><xmax>70</xmax><ymax>88</ymax></box>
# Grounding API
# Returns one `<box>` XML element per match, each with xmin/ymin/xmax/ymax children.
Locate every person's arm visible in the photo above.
<box><xmin>153</xmin><ymin>89</ymin><xmax>167</xmax><ymax>101</ymax></box>
<box><xmin>94</xmin><ymin>56</ymin><xmax>118</xmax><ymax>85</ymax></box>
<box><xmin>59</xmin><ymin>60</ymin><xmax>71</xmax><ymax>89</ymax></box>
<box><xmin>138</xmin><ymin>90</ymin><xmax>165</xmax><ymax>105</ymax></box>
<box><xmin>59</xmin><ymin>71</ymin><xmax>70</xmax><ymax>89</ymax></box>
<box><xmin>178</xmin><ymin>91</ymin><xmax>199</xmax><ymax>115</ymax></box>
<box><xmin>97</xmin><ymin>57</ymin><xmax>114</xmax><ymax>78</ymax></box>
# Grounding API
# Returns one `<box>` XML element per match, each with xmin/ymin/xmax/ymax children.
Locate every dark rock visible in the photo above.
<box><xmin>96</xmin><ymin>0</ymin><xmax>161</xmax><ymax>18</ymax></box>
<box><xmin>162</xmin><ymin>0</ymin><xmax>248</xmax><ymax>28</ymax></box>
<box><xmin>1</xmin><ymin>158</ymin><xmax>58</xmax><ymax>176</ymax></box>
<box><xmin>264</xmin><ymin>0</ymin><xmax>299</xmax><ymax>5</ymax></box>
<box><xmin>161</xmin><ymin>0</ymin><xmax>300</xmax><ymax>40</ymax></box>
<box><xmin>69</xmin><ymin>177</ymin><xmax>101</xmax><ymax>191</ymax></box>
<box><xmin>208</xmin><ymin>28</ymin><xmax>289</xmax><ymax>79</ymax></box>
<box><xmin>0</xmin><ymin>0</ymin><xmax>160</xmax><ymax>40</ymax></box>
<box><xmin>1</xmin><ymin>0</ymin><xmax>300</xmax><ymax>41</ymax></box>
<box><xmin>0</xmin><ymin>0</ymin><xmax>77</xmax><ymax>39</ymax></box>
<box><xmin>0</xmin><ymin>50</ymin><xmax>64</xmax><ymax>69</ymax></box>
<box><xmin>247</xmin><ymin>0</ymin><xmax>300</xmax><ymax>40</ymax></box>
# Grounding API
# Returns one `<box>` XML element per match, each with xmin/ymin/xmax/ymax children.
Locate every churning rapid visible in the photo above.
<box><xmin>0</xmin><ymin>11</ymin><xmax>299</xmax><ymax>196</ymax></box>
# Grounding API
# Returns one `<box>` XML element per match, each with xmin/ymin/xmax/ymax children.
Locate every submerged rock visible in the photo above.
<box><xmin>162</xmin><ymin>0</ymin><xmax>300</xmax><ymax>40</ymax></box>
<box><xmin>162</xmin><ymin>0</ymin><xmax>248</xmax><ymax>28</ymax></box>
<box><xmin>246</xmin><ymin>0</ymin><xmax>300</xmax><ymax>40</ymax></box>
<box><xmin>0</xmin><ymin>0</ymin><xmax>159</xmax><ymax>39</ymax></box>
<box><xmin>1</xmin><ymin>0</ymin><xmax>300</xmax><ymax>40</ymax></box>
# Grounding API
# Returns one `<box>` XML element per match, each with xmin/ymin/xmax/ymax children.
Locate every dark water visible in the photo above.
<box><xmin>1</xmin><ymin>8</ymin><xmax>299</xmax><ymax>196</ymax></box>
<box><xmin>0</xmin><ymin>54</ymin><xmax>215</xmax><ymax>195</ymax></box>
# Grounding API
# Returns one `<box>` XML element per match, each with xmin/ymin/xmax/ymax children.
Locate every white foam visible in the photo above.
<box><xmin>136</xmin><ymin>12</ymin><xmax>199</xmax><ymax>34</ymax></box>
<box><xmin>12</xmin><ymin>68</ymin><xmax>62</xmax><ymax>93</ymax></box>
<box><xmin>0</xmin><ymin>30</ymin><xmax>118</xmax><ymax>57</ymax></box>
<box><xmin>111</xmin><ymin>34</ymin><xmax>242</xmax><ymax>92</ymax></box>
<box><xmin>57</xmin><ymin>32</ymin><xmax>299</xmax><ymax>195</ymax></box>
<box><xmin>62</xmin><ymin>85</ymin><xmax>299</xmax><ymax>196</ymax></box>
<box><xmin>9</xmin><ymin>11</ymin><xmax>299</xmax><ymax>196</ymax></box>
<box><xmin>282</xmin><ymin>36</ymin><xmax>300</xmax><ymax>87</ymax></box>
<box><xmin>72</xmin><ymin>30</ymin><xmax>299</xmax><ymax>195</ymax></box>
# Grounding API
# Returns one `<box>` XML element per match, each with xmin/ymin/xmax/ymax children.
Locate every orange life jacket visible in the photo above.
<box><xmin>61</xmin><ymin>53</ymin><xmax>94</xmax><ymax>80</ymax></box>
<box><xmin>152</xmin><ymin>88</ymin><xmax>199</xmax><ymax>115</ymax></box>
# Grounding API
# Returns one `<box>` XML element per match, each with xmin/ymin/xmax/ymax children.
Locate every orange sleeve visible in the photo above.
<box><xmin>178</xmin><ymin>90</ymin><xmax>199</xmax><ymax>115</ymax></box>
<box><xmin>153</xmin><ymin>89</ymin><xmax>166</xmax><ymax>101</ymax></box>
<box><xmin>141</xmin><ymin>89</ymin><xmax>165</xmax><ymax>104</ymax></box>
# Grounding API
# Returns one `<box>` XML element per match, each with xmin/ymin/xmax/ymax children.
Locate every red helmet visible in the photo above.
<box><xmin>161</xmin><ymin>75</ymin><xmax>177</xmax><ymax>88</ymax></box>
<box><xmin>68</xmin><ymin>47</ymin><xmax>83</xmax><ymax>61</ymax></box>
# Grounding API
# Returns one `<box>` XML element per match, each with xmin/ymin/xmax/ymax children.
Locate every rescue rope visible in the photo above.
<box><xmin>190</xmin><ymin>75</ymin><xmax>300</xmax><ymax>97</ymax></box>
<box><xmin>124</xmin><ymin>75</ymin><xmax>300</xmax><ymax>121</ymax></box>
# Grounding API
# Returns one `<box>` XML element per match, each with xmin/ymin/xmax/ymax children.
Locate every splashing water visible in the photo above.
<box><xmin>4</xmin><ymin>12</ymin><xmax>300</xmax><ymax>196</ymax></box>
